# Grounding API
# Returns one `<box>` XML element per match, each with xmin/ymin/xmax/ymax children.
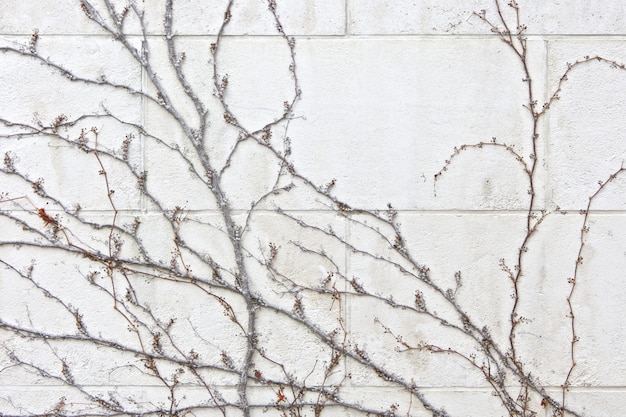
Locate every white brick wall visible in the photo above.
<box><xmin>1</xmin><ymin>1</ymin><xmax>625</xmax><ymax>416</ymax></box>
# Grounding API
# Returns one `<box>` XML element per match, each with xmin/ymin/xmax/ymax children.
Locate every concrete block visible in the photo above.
<box><xmin>158</xmin><ymin>0</ymin><xmax>346</xmax><ymax>36</ymax></box>
<box><xmin>521</xmin><ymin>2</ymin><xmax>626</xmax><ymax>35</ymax></box>
<box><xmin>242</xmin><ymin>211</ymin><xmax>349</xmax><ymax>299</ymax></box>
<box><xmin>349</xmin><ymin>1</ymin><xmax>626</xmax><ymax>35</ymax></box>
<box><xmin>346</xmin><ymin>213</ymin><xmax>526</xmax><ymax>386</ymax></box>
<box><xmin>511</xmin><ymin>213</ymin><xmax>626</xmax><ymax>388</ymax></box>
<box><xmin>142</xmin><ymin>137</ymin><xmax>215</xmax><ymax>210</ymax></box>
<box><xmin>0</xmin><ymin>37</ymin><xmax>142</xmax><ymax>124</ymax></box>
<box><xmin>512</xmin><ymin>213</ymin><xmax>587</xmax><ymax>386</ymax></box>
<box><xmin>210</xmin><ymin>37</ymin><xmax>296</xmax><ymax>132</ymax></box>
<box><xmin>565</xmin><ymin>389</ymin><xmax>626</xmax><ymax>417</ymax></box>
<box><xmin>567</xmin><ymin>214</ymin><xmax>626</xmax><ymax>387</ymax></box>
<box><xmin>139</xmin><ymin>0</ymin><xmax>344</xmax><ymax>36</ymax></box>
<box><xmin>289</xmin><ymin>37</ymin><xmax>544</xmax><ymax>210</ymax></box>
<box><xmin>1</xmin><ymin>0</ymin><xmax>345</xmax><ymax>36</ymax></box>
<box><xmin>546</xmin><ymin>40</ymin><xmax>626</xmax><ymax>210</ymax></box>
<box><xmin>0</xmin><ymin>0</ymin><xmax>107</xmax><ymax>35</ymax></box>
<box><xmin>0</xmin><ymin>134</ymin><xmax>143</xmax><ymax>211</ymax></box>
<box><xmin>348</xmin><ymin>0</ymin><xmax>486</xmax><ymax>35</ymax></box>
<box><xmin>0</xmin><ymin>385</ymin><xmax>241</xmax><ymax>416</ymax></box>
<box><xmin>141</xmin><ymin>37</ymin><xmax>297</xmax><ymax>210</ymax></box>
<box><xmin>334</xmin><ymin>386</ymin><xmax>511</xmax><ymax>416</ymax></box>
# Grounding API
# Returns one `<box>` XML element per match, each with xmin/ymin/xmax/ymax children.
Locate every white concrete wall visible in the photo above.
<box><xmin>1</xmin><ymin>1</ymin><xmax>626</xmax><ymax>416</ymax></box>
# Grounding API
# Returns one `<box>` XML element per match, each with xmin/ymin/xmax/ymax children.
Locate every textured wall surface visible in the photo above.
<box><xmin>1</xmin><ymin>1</ymin><xmax>625</xmax><ymax>416</ymax></box>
